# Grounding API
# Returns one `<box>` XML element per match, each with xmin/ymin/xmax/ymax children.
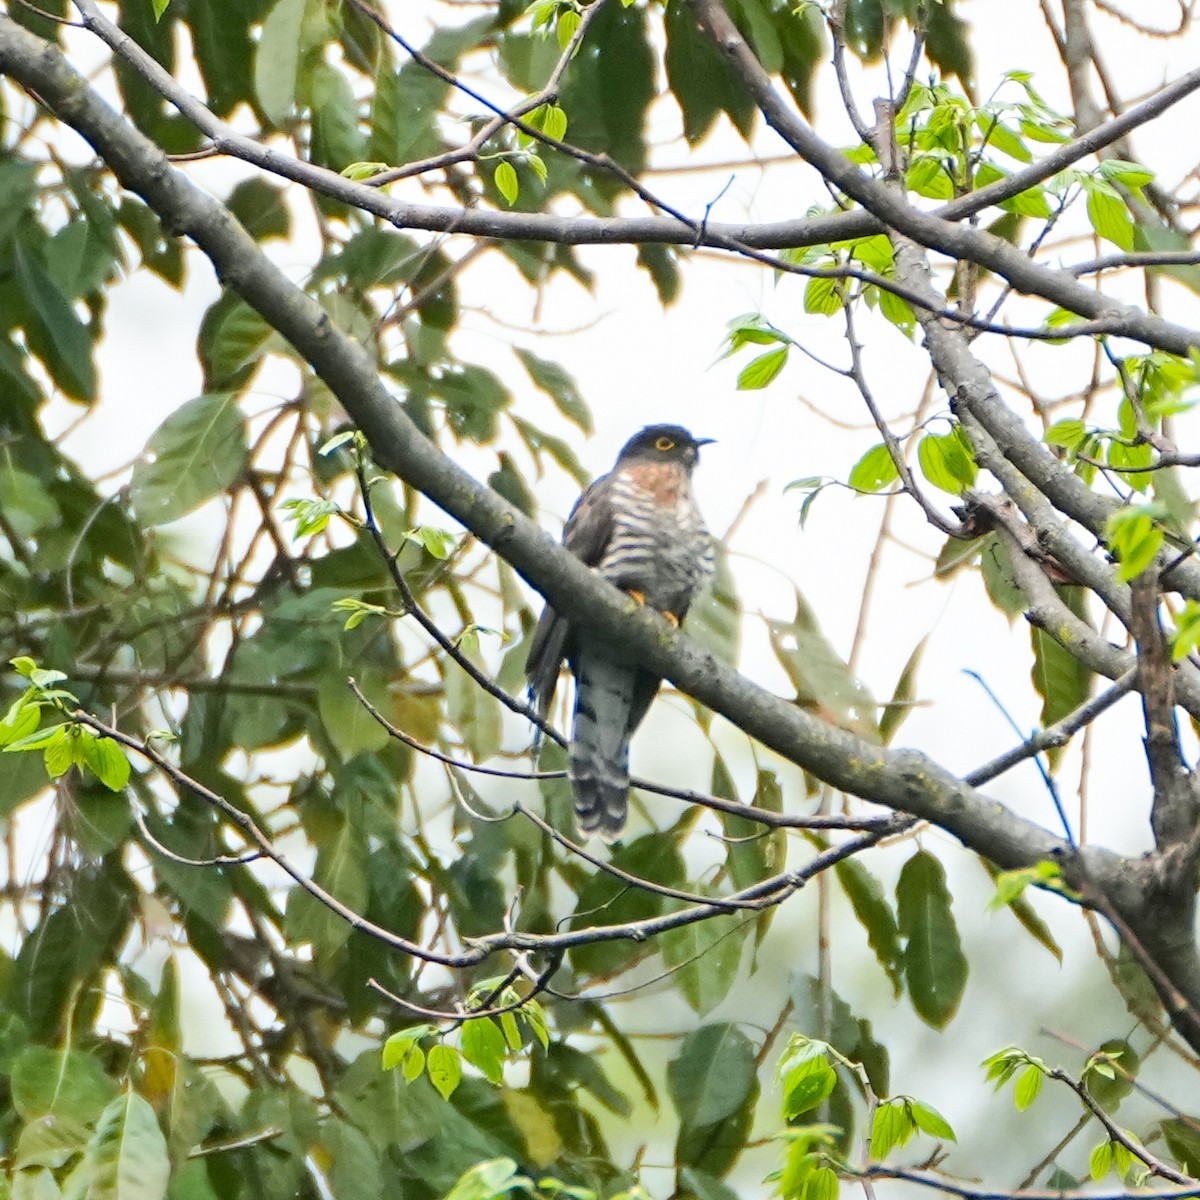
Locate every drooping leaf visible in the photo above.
<box><xmin>896</xmin><ymin>850</ymin><xmax>968</xmax><ymax>1028</ymax></box>
<box><xmin>667</xmin><ymin>1023</ymin><xmax>756</xmax><ymax>1131</ymax></box>
<box><xmin>1030</xmin><ymin>586</ymin><xmax>1093</xmax><ymax>769</ymax></box>
<box><xmin>130</xmin><ymin>393</ymin><xmax>247</xmax><ymax>525</ymax></box>
<box><xmin>835</xmin><ymin>857</ymin><xmax>903</xmax><ymax>995</ymax></box>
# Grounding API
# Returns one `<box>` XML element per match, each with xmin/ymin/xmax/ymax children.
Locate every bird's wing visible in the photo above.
<box><xmin>560</xmin><ymin>472</ymin><xmax>617</xmax><ymax>565</ymax></box>
<box><xmin>525</xmin><ymin>472</ymin><xmax>617</xmax><ymax>717</ymax></box>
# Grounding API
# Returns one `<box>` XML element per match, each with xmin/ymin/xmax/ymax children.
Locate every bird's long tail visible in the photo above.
<box><xmin>570</xmin><ymin>648</ymin><xmax>657</xmax><ymax>841</ymax></box>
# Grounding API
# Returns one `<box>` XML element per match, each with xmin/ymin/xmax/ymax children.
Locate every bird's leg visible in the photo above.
<box><xmin>625</xmin><ymin>591</ymin><xmax>679</xmax><ymax>627</ymax></box>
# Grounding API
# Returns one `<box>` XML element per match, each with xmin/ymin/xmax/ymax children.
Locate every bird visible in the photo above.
<box><xmin>525</xmin><ymin>424</ymin><xmax>714</xmax><ymax>842</ymax></box>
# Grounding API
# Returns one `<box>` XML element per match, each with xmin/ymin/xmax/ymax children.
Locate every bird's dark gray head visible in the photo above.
<box><xmin>615</xmin><ymin>424</ymin><xmax>714</xmax><ymax>470</ymax></box>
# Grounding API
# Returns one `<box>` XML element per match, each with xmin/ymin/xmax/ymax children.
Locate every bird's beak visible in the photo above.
<box><xmin>694</xmin><ymin>437</ymin><xmax>716</xmax><ymax>447</ymax></box>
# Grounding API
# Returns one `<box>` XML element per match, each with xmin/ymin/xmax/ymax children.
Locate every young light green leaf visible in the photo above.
<box><xmin>340</xmin><ymin>161</ymin><xmax>389</xmax><ymax>181</ymax></box>
<box><xmin>427</xmin><ymin>1043</ymin><xmax>463</xmax><ymax>1100</ymax></box>
<box><xmin>803</xmin><ymin>276</ymin><xmax>842</xmax><ymax>315</ymax></box>
<box><xmin>910</xmin><ymin>1100</ymin><xmax>956</xmax><ymax>1141</ymax></box>
<box><xmin>917</xmin><ymin>429</ymin><xmax>977</xmax><ymax>494</ymax></box>
<box><xmin>848</xmin><ymin>443</ymin><xmax>900</xmax><ymax>493</ymax></box>
<box><xmin>392</xmin><ymin>1044</ymin><xmax>420</xmax><ymax>1083</ymax></box>
<box><xmin>1084</xmin><ymin>181</ymin><xmax>1134</xmax><ymax>251</ymax></box>
<box><xmin>461</xmin><ymin>1017</ymin><xmax>506</xmax><ymax>1085</ymax></box>
<box><xmin>1014</xmin><ymin>1063</ymin><xmax>1044</xmax><ymax>1111</ymax></box>
<box><xmin>82</xmin><ymin>735</ymin><xmax>131</xmax><ymax>792</ymax></box>
<box><xmin>382</xmin><ymin>1024</ymin><xmax>434</xmax><ymax>1071</ymax></box>
<box><xmin>541</xmin><ymin>104</ymin><xmax>568</xmax><ymax>142</ymax></box>
<box><xmin>737</xmin><ymin>347</ymin><xmax>789</xmax><ymax>390</ymax></box>
<box><xmin>556</xmin><ymin>8</ymin><xmax>581</xmax><ymax>48</ymax></box>
<box><xmin>495</xmin><ymin>161</ymin><xmax>520</xmax><ymax>206</ymax></box>
<box><xmin>1090</xmin><ymin>1139</ymin><xmax>1114</xmax><ymax>1182</ymax></box>
<box><xmin>1044</xmin><ymin>418</ymin><xmax>1086</xmax><ymax>451</ymax></box>
<box><xmin>869</xmin><ymin>1098</ymin><xmax>915</xmax><ymax>1160</ymax></box>
<box><xmin>780</xmin><ymin>1051</ymin><xmax>838</xmax><ymax>1119</ymax></box>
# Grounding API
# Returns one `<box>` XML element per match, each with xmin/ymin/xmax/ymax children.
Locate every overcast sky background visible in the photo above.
<box><xmin>29</xmin><ymin>0</ymin><xmax>1200</xmax><ymax>1191</ymax></box>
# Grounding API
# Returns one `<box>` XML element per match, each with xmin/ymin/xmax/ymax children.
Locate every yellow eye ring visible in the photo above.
<box><xmin>655</xmin><ymin>436</ymin><xmax>676</xmax><ymax>452</ymax></box>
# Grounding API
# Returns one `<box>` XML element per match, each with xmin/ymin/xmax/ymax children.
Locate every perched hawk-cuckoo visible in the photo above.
<box><xmin>526</xmin><ymin>424</ymin><xmax>714</xmax><ymax>841</ymax></box>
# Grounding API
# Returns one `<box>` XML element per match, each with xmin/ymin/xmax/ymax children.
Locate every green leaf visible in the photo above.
<box><xmin>687</xmin><ymin>543</ymin><xmax>741</xmax><ymax>668</ymax></box>
<box><xmin>151</xmin><ymin>0</ymin><xmax>170</xmax><ymax>21</ymax></box>
<box><xmin>514</xmin><ymin>348</ymin><xmax>592</xmax><ymax>432</ymax></box>
<box><xmin>460</xmin><ymin>1018</ymin><xmax>506</xmax><ymax>1085</ymax></box>
<box><xmin>0</xmin><ymin>699</ymin><xmax>40</xmax><ymax>749</ymax></box>
<box><xmin>896</xmin><ymin>850</ymin><xmax>968</xmax><ymax>1028</ymax></box>
<box><xmin>285</xmin><ymin>815</ymin><xmax>369</xmax><ymax>958</ymax></box>
<box><xmin>1090</xmin><ymin>1138</ymin><xmax>1114</xmax><ymax>1182</ymax></box>
<box><xmin>979</xmin><ymin>531</ymin><xmax>1026</xmax><ymax>617</ymax></box>
<box><xmin>768</xmin><ymin>590</ymin><xmax>879</xmax><ymax>741</ymax></box>
<box><xmin>667</xmin><ymin>1024</ymin><xmax>756</xmax><ymax>1130</ymax></box>
<box><xmin>69</xmin><ymin>1090</ymin><xmax>170</xmax><ymax>1200</ymax></box>
<box><xmin>1030</xmin><ymin>586</ymin><xmax>1092</xmax><ymax>769</ymax></box>
<box><xmin>917</xmin><ymin>428</ymin><xmax>977</xmax><ymax>494</ymax></box>
<box><xmin>1105</xmin><ymin>506</ymin><xmax>1164</xmax><ymax>581</ymax></box>
<box><xmin>879</xmin><ymin>636</ymin><xmax>927</xmax><ymax>746</ymax></box>
<box><xmin>14</xmin><ymin>1113</ymin><xmax>91</xmax><ymax>1170</ymax></box>
<box><xmin>661</xmin><ymin>906</ymin><xmax>744</xmax><ymax>1017</ymax></box>
<box><xmin>0</xmin><ymin>466</ymin><xmax>59</xmax><ymax>538</ymax></box>
<box><xmin>1097</xmin><ymin>159</ymin><xmax>1155</xmax><ymax>189</ymax></box>
<box><xmin>1161</xmin><ymin>1117</ymin><xmax>1200</xmax><ymax>1175</ymax></box>
<box><xmin>130</xmin><ymin>393</ymin><xmax>247</xmax><ymax>525</ymax></box>
<box><xmin>541</xmin><ymin>104</ymin><xmax>568</xmax><ymax>142</ymax></box>
<box><xmin>317</xmin><ymin>671</ymin><xmax>390</xmax><ymax>761</ymax></box>
<box><xmin>402</xmin><ymin>1044</ymin><xmax>425</xmax><ymax>1083</ymax></box>
<box><xmin>804</xmin><ymin>1166</ymin><xmax>839</xmax><ymax>1200</ymax></box>
<box><xmin>80</xmin><ymin>734</ymin><xmax>131</xmax><ymax>792</ymax></box>
<box><xmin>664</xmin><ymin>0</ymin><xmax>754</xmax><ymax>144</ymax></box>
<box><xmin>556</xmin><ymin>8</ymin><xmax>581</xmax><ymax>48</ymax></box>
<box><xmin>1171</xmin><ymin>600</ymin><xmax>1200</xmax><ymax>662</ymax></box>
<box><xmin>254</xmin><ymin>0</ymin><xmax>306</xmax><ymax>126</ymax></box>
<box><xmin>1014</xmin><ymin>1063</ymin><xmax>1043</xmax><ymax>1110</ymax></box>
<box><xmin>1084</xmin><ymin>181</ymin><xmax>1134</xmax><ymax>251</ymax></box>
<box><xmin>444</xmin><ymin>660</ymin><xmax>503</xmax><ymax>762</ymax></box>
<box><xmin>14</xmin><ymin>241</ymin><xmax>96</xmax><ymax>401</ymax></box>
<box><xmin>494</xmin><ymin>161</ymin><xmax>520</xmax><ymax>205</ymax></box>
<box><xmin>427</xmin><ymin>1044</ymin><xmax>463</xmax><ymax>1101</ymax></box>
<box><xmin>444</xmin><ymin>1159</ymin><xmax>521</xmax><ymax>1200</ymax></box>
<box><xmin>909</xmin><ymin>1099</ymin><xmax>955</xmax><ymax>1141</ymax></box>
<box><xmin>869</xmin><ymin>1098</ymin><xmax>914</xmax><ymax>1159</ymax></box>
<box><xmin>737</xmin><ymin>346</ymin><xmax>789</xmax><ymax>390</ymax></box>
<box><xmin>835</xmin><ymin>858</ymin><xmax>903</xmax><ymax>994</ymax></box>
<box><xmin>381</xmin><ymin>1024</ymin><xmax>433</xmax><ymax>1071</ymax></box>
<box><xmin>1083</xmin><ymin>1040</ymin><xmax>1138</xmax><ymax>1111</ymax></box>
<box><xmin>803</xmin><ymin>276</ymin><xmax>842</xmax><ymax>315</ymax></box>
<box><xmin>1045</xmin><ymin>418</ymin><xmax>1086</xmax><ymax>450</ymax></box>
<box><xmin>848</xmin><ymin>443</ymin><xmax>900</xmax><ymax>493</ymax></box>
<box><xmin>11</xmin><ymin>1047</ymin><xmax>117</xmax><ymax>1124</ymax></box>
<box><xmin>779</xmin><ymin>1051</ymin><xmax>837</xmax><ymax>1119</ymax></box>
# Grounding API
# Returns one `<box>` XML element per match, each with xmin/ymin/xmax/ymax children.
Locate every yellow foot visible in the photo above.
<box><xmin>662</xmin><ymin>611</ymin><xmax>680</xmax><ymax>629</ymax></box>
<box><xmin>627</xmin><ymin>590</ymin><xmax>647</xmax><ymax>607</ymax></box>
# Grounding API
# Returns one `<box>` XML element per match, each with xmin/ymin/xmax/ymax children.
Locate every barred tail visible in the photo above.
<box><xmin>569</xmin><ymin>650</ymin><xmax>660</xmax><ymax>841</ymax></box>
<box><xmin>570</xmin><ymin>649</ymin><xmax>637</xmax><ymax>841</ymax></box>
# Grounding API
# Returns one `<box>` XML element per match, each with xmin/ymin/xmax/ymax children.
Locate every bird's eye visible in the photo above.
<box><xmin>655</xmin><ymin>436</ymin><xmax>676</xmax><ymax>452</ymax></box>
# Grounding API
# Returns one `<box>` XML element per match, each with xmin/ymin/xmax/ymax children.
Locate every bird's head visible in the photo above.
<box><xmin>616</xmin><ymin>424</ymin><xmax>714</xmax><ymax>471</ymax></box>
